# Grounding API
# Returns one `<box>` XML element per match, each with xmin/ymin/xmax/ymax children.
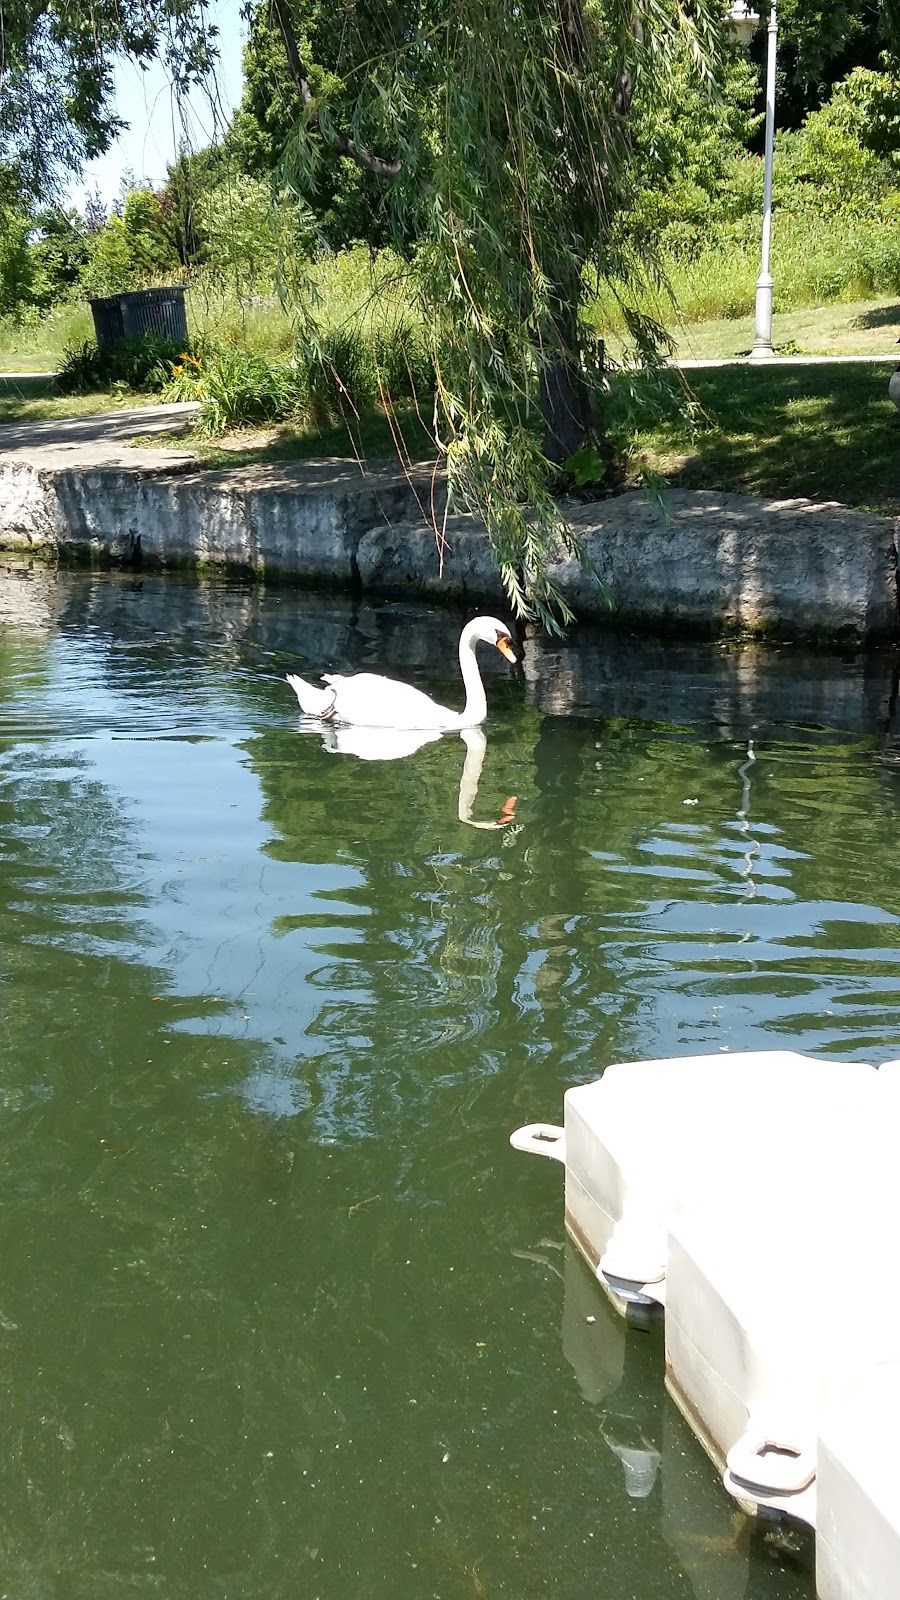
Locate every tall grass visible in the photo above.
<box><xmin>162</xmin><ymin>316</ymin><xmax>434</xmax><ymax>437</ymax></box>
<box><xmin>0</xmin><ymin>249</ymin><xmax>422</xmax><ymax>372</ymax></box>
<box><xmin>0</xmin><ymin>301</ymin><xmax>93</xmax><ymax>370</ymax></box>
<box><xmin>591</xmin><ymin>211</ymin><xmax>900</xmax><ymax>332</ymax></box>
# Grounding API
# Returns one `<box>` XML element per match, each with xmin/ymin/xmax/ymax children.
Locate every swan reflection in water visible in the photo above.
<box><xmin>297</xmin><ymin>720</ymin><xmax>517</xmax><ymax>830</ymax></box>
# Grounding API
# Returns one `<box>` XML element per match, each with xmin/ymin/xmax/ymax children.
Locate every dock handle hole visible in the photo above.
<box><xmin>757</xmin><ymin>1443</ymin><xmax>800</xmax><ymax>1460</ymax></box>
<box><xmin>535</xmin><ymin>1130</ymin><xmax>560</xmax><ymax>1144</ymax></box>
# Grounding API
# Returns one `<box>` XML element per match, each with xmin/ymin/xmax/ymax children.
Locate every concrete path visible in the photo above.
<box><xmin>0</xmin><ymin>402</ymin><xmax>201</xmax><ymax>470</ymax></box>
<box><xmin>675</xmin><ymin>353</ymin><xmax>900</xmax><ymax>369</ymax></box>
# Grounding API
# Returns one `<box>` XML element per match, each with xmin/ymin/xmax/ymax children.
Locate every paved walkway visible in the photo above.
<box><xmin>0</xmin><ymin>402</ymin><xmax>201</xmax><ymax>469</ymax></box>
<box><xmin>675</xmin><ymin>353</ymin><xmax>900</xmax><ymax>369</ymax></box>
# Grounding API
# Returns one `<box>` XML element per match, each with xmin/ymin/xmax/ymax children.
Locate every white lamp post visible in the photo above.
<box><xmin>752</xmin><ymin>6</ymin><xmax>778</xmax><ymax>358</ymax></box>
<box><xmin>727</xmin><ymin>4</ymin><xmax>778</xmax><ymax>360</ymax></box>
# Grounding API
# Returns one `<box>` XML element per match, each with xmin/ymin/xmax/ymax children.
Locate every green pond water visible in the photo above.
<box><xmin>4</xmin><ymin>562</ymin><xmax>900</xmax><ymax>1600</ymax></box>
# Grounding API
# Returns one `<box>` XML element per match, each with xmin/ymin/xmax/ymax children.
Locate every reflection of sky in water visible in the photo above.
<box><xmin>2</xmin><ymin>622</ymin><xmax>366</xmax><ymax>1118</ymax></box>
<box><xmin>585</xmin><ymin>800</ymin><xmax>900</xmax><ymax>1058</ymax></box>
<box><xmin>83</xmin><ymin>734</ymin><xmax>366</xmax><ymax>1116</ymax></box>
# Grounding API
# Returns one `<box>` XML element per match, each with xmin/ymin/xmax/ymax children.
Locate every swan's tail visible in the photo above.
<box><xmin>285</xmin><ymin>673</ymin><xmax>336</xmax><ymax>718</ymax></box>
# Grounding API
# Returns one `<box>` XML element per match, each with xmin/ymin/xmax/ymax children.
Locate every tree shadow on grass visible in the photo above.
<box><xmin>851</xmin><ymin>303</ymin><xmax>900</xmax><ymax>332</ymax></box>
<box><xmin>647</xmin><ymin>364</ymin><xmax>900</xmax><ymax>513</ymax></box>
<box><xmin>191</xmin><ymin>406</ymin><xmax>436</xmax><ymax>472</ymax></box>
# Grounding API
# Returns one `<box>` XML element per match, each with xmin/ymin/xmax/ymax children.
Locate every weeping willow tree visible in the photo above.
<box><xmin>258</xmin><ymin>0</ymin><xmax>740</xmax><ymax>625</ymax></box>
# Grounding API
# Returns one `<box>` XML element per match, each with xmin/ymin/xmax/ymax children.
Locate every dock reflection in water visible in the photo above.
<box><xmin>554</xmin><ymin>1242</ymin><xmax>814</xmax><ymax>1600</ymax></box>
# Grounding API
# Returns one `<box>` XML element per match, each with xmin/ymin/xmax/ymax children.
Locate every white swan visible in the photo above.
<box><xmin>285</xmin><ymin>616</ymin><xmax>517</xmax><ymax>731</ymax></box>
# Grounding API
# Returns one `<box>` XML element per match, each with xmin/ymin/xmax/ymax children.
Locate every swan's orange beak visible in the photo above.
<box><xmin>496</xmin><ymin>636</ymin><xmax>517</xmax><ymax>663</ymax></box>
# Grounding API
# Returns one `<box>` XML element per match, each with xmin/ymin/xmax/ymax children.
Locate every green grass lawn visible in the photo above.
<box><xmin>0</xmin><ymin>376</ymin><xmax>168</xmax><ymax>424</ymax></box>
<box><xmin>667</xmin><ymin>297</ymin><xmax>900</xmax><ymax>363</ymax></box>
<box><xmin>639</xmin><ymin>362</ymin><xmax>900</xmax><ymax>513</ymax></box>
<box><xmin>596</xmin><ymin>296</ymin><xmax>900</xmax><ymax>364</ymax></box>
<box><xmin>188</xmin><ymin>365</ymin><xmax>900</xmax><ymax>514</ymax></box>
<box><xmin>3</xmin><ymin>365</ymin><xmax>898</xmax><ymax>518</ymax></box>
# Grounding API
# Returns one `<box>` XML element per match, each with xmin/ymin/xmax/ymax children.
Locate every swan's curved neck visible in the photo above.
<box><xmin>458</xmin><ymin>623</ymin><xmax>488</xmax><ymax>726</ymax></box>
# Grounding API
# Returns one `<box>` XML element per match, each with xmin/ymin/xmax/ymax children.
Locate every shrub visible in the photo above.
<box><xmin>56</xmin><ymin>334</ymin><xmax>193</xmax><ymax>394</ymax></box>
<box><xmin>162</xmin><ymin>343</ymin><xmax>301</xmax><ymax>433</ymax></box>
<box><xmin>160</xmin><ymin>320</ymin><xmax>436</xmax><ymax>435</ymax></box>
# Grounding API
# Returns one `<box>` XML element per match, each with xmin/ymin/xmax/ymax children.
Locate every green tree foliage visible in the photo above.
<box><xmin>226</xmin><ymin>0</ymin><xmax>899</xmax><ymax>625</ymax></box>
<box><xmin>29</xmin><ymin>209</ymin><xmax>91</xmax><ymax>306</ymax></box>
<box><xmin>627</xmin><ymin>52</ymin><xmax>760</xmax><ymax>246</ymax></box>
<box><xmin>3</xmin><ymin>0</ymin><xmax>900</xmax><ymax>625</ymax></box>
<box><xmin>0</xmin><ymin>201</ymin><xmax>33</xmax><ymax>313</ymax></box>
<box><xmin>164</xmin><ymin>146</ymin><xmax>231</xmax><ymax>266</ymax></box>
<box><xmin>766</xmin><ymin>0</ymin><xmax>900</xmax><ymax>127</ymax></box>
<box><xmin>254</xmin><ymin>0</ymin><xmax>734</xmax><ymax>625</ymax></box>
<box><xmin>198</xmin><ymin>173</ymin><xmax>286</xmax><ymax>284</ymax></box>
<box><xmin>0</xmin><ymin>0</ymin><xmax>218</xmax><ymax>196</ymax></box>
<box><xmin>816</xmin><ymin>63</ymin><xmax>900</xmax><ymax>163</ymax></box>
<box><xmin>229</xmin><ymin>4</ymin><xmax>401</xmax><ymax>252</ymax></box>
<box><xmin>80</xmin><ymin>188</ymin><xmax>180</xmax><ymax>295</ymax></box>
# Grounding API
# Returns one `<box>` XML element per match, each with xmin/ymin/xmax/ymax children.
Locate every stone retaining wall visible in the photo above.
<box><xmin>1</xmin><ymin>453</ymin><xmax>897</xmax><ymax>641</ymax></box>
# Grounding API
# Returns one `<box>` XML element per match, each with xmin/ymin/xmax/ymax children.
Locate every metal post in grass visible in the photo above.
<box><xmin>751</xmin><ymin>6</ymin><xmax>778</xmax><ymax>360</ymax></box>
<box><xmin>726</xmin><ymin>4</ymin><xmax>778</xmax><ymax>360</ymax></box>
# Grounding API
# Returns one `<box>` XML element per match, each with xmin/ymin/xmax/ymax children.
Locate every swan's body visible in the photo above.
<box><xmin>286</xmin><ymin>616</ymin><xmax>516</xmax><ymax>731</ymax></box>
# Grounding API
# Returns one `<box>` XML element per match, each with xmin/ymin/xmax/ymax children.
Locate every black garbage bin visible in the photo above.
<box><xmin>88</xmin><ymin>286</ymin><xmax>189</xmax><ymax>351</ymax></box>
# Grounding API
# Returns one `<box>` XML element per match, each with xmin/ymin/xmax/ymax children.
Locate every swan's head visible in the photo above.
<box><xmin>465</xmin><ymin>616</ymin><xmax>517</xmax><ymax>663</ymax></box>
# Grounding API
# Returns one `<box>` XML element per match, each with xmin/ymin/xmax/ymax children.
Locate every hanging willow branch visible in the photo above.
<box><xmin>266</xmin><ymin>0</ymin><xmax>726</xmax><ymax>630</ymax></box>
<box><xmin>268</xmin><ymin>0</ymin><xmax>403</xmax><ymax>179</ymax></box>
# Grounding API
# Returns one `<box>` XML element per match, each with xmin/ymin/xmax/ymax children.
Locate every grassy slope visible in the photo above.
<box><xmin>639</xmin><ymin>363</ymin><xmax>900</xmax><ymax>514</ymax></box>
<box><xmin>670</xmin><ymin>297</ymin><xmax>900</xmax><ymax>362</ymax></box>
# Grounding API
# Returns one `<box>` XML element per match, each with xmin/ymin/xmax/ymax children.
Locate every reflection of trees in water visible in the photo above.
<box><xmin>251</xmin><ymin>716</ymin><xmax>536</xmax><ymax>1158</ymax></box>
<box><xmin>0</xmin><ymin>652</ymin><xmax>317</xmax><ymax>1595</ymax></box>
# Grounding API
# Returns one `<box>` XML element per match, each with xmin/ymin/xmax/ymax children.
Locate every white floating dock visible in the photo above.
<box><xmin>511</xmin><ymin>1049</ymin><xmax>900</xmax><ymax>1599</ymax></box>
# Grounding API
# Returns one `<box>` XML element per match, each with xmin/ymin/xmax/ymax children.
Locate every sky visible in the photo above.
<box><xmin>65</xmin><ymin>0</ymin><xmax>247</xmax><ymax>211</ymax></box>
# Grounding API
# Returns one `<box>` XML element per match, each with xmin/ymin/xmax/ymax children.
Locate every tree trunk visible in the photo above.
<box><xmin>539</xmin><ymin>353</ymin><xmax>592</xmax><ymax>464</ymax></box>
<box><xmin>538</xmin><ymin>267</ymin><xmax>592</xmax><ymax>465</ymax></box>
